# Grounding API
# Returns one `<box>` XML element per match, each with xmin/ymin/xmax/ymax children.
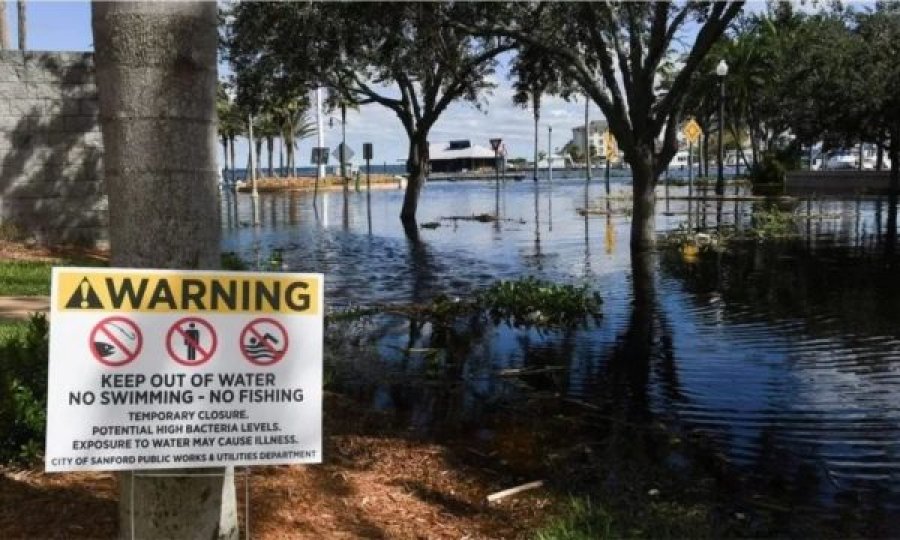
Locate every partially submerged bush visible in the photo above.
<box><xmin>478</xmin><ymin>278</ymin><xmax>602</xmax><ymax>328</ymax></box>
<box><xmin>328</xmin><ymin>278</ymin><xmax>602</xmax><ymax>330</ymax></box>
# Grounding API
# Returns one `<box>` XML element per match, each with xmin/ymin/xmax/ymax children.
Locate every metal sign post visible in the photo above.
<box><xmin>683</xmin><ymin>118</ymin><xmax>703</xmax><ymax>228</ymax></box>
<box><xmin>363</xmin><ymin>143</ymin><xmax>373</xmax><ymax>235</ymax></box>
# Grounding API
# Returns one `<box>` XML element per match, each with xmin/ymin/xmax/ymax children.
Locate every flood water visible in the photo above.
<box><xmin>221</xmin><ymin>173</ymin><xmax>900</xmax><ymax>532</ymax></box>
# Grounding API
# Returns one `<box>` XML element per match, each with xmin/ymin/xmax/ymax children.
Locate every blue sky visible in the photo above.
<box><xmin>9</xmin><ymin>1</ymin><xmax>782</xmax><ymax>169</ymax></box>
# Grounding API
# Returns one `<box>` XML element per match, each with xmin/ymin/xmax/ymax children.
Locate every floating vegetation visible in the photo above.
<box><xmin>220</xmin><ymin>251</ymin><xmax>248</xmax><ymax>270</ymax></box>
<box><xmin>420</xmin><ymin>222</ymin><xmax>441</xmax><ymax>229</ymax></box>
<box><xmin>439</xmin><ymin>213</ymin><xmax>527</xmax><ymax>225</ymax></box>
<box><xmin>326</xmin><ymin>277</ymin><xmax>602</xmax><ymax>330</ymax></box>
<box><xmin>748</xmin><ymin>206</ymin><xmax>801</xmax><ymax>240</ymax></box>
<box><xmin>442</xmin><ymin>213</ymin><xmax>497</xmax><ymax>223</ymax></box>
<box><xmin>478</xmin><ymin>277</ymin><xmax>602</xmax><ymax>328</ymax></box>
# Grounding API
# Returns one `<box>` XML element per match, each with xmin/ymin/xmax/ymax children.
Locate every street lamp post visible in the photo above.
<box><xmin>716</xmin><ymin>59</ymin><xmax>728</xmax><ymax>196</ymax></box>
<box><xmin>548</xmin><ymin>126</ymin><xmax>553</xmax><ymax>185</ymax></box>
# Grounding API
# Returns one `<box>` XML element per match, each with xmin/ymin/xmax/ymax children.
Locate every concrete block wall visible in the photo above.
<box><xmin>0</xmin><ymin>51</ymin><xmax>106</xmax><ymax>246</ymax></box>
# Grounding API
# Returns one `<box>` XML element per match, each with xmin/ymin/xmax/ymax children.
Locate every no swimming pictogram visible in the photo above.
<box><xmin>89</xmin><ymin>317</ymin><xmax>142</xmax><ymax>367</ymax></box>
<box><xmin>166</xmin><ymin>317</ymin><xmax>217</xmax><ymax>367</ymax></box>
<box><xmin>240</xmin><ymin>318</ymin><xmax>289</xmax><ymax>366</ymax></box>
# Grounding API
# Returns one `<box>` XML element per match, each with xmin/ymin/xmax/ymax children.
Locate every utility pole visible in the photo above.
<box><xmin>16</xmin><ymin>0</ymin><xmax>24</xmax><ymax>50</ymax></box>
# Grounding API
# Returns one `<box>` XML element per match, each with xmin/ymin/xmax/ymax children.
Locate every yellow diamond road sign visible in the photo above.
<box><xmin>683</xmin><ymin>118</ymin><xmax>702</xmax><ymax>144</ymax></box>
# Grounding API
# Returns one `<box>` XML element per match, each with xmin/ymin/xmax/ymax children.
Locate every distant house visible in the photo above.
<box><xmin>429</xmin><ymin>140</ymin><xmax>502</xmax><ymax>173</ymax></box>
<box><xmin>535</xmin><ymin>154</ymin><xmax>573</xmax><ymax>169</ymax></box>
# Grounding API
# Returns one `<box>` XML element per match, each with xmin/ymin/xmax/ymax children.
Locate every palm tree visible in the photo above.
<box><xmin>254</xmin><ymin>112</ymin><xmax>280</xmax><ymax>178</ymax></box>
<box><xmin>216</xmin><ymin>83</ymin><xmax>243</xmax><ymax>185</ymax></box>
<box><xmin>511</xmin><ymin>45</ymin><xmax>565</xmax><ymax>182</ymax></box>
<box><xmin>91</xmin><ymin>2</ymin><xmax>236</xmax><ymax>537</ymax></box>
<box><xmin>271</xmin><ymin>98</ymin><xmax>314</xmax><ymax>177</ymax></box>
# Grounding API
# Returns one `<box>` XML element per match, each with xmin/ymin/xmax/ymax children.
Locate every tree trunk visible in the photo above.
<box><xmin>229</xmin><ymin>135</ymin><xmax>236</xmax><ymax>184</ymax></box>
<box><xmin>532</xmin><ymin>96</ymin><xmax>539</xmax><ymax>182</ymax></box>
<box><xmin>400</xmin><ymin>133</ymin><xmax>428</xmax><ymax>230</ymax></box>
<box><xmin>255</xmin><ymin>137</ymin><xmax>263</xmax><ymax>178</ymax></box>
<box><xmin>220</xmin><ymin>136</ymin><xmax>228</xmax><ymax>182</ymax></box>
<box><xmin>0</xmin><ymin>2</ymin><xmax>9</xmax><ymax>49</ymax></box>
<box><xmin>16</xmin><ymin>0</ymin><xmax>23</xmax><ymax>50</ymax></box>
<box><xmin>91</xmin><ymin>3</ymin><xmax>238</xmax><ymax>538</ymax></box>
<box><xmin>701</xmin><ymin>133</ymin><xmax>709</xmax><ymax>178</ymax></box>
<box><xmin>267</xmin><ymin>136</ymin><xmax>274</xmax><ymax>177</ymax></box>
<box><xmin>887</xmin><ymin>131</ymin><xmax>899</xmax><ymax>258</ymax></box>
<box><xmin>279</xmin><ymin>137</ymin><xmax>284</xmax><ymax>176</ymax></box>
<box><xmin>340</xmin><ymin>102</ymin><xmax>347</xmax><ymax>184</ymax></box>
<box><xmin>629</xmin><ymin>147</ymin><xmax>657</xmax><ymax>251</ymax></box>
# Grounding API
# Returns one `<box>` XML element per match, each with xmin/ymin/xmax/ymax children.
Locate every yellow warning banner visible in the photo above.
<box><xmin>56</xmin><ymin>270</ymin><xmax>321</xmax><ymax>315</ymax></box>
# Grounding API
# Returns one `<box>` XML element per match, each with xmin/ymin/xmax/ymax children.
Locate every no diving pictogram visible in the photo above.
<box><xmin>89</xmin><ymin>316</ymin><xmax>143</xmax><ymax>367</ymax></box>
<box><xmin>240</xmin><ymin>318</ymin><xmax>289</xmax><ymax>366</ymax></box>
<box><xmin>166</xmin><ymin>317</ymin><xmax>217</xmax><ymax>367</ymax></box>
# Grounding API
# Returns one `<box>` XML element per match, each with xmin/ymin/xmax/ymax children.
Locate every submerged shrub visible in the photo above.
<box><xmin>478</xmin><ymin>277</ymin><xmax>602</xmax><ymax>328</ymax></box>
<box><xmin>0</xmin><ymin>314</ymin><xmax>49</xmax><ymax>465</ymax></box>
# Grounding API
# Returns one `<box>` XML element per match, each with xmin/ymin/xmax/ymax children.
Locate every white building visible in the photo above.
<box><xmin>571</xmin><ymin>119</ymin><xmax>608</xmax><ymax>157</ymax></box>
<box><xmin>429</xmin><ymin>140</ymin><xmax>502</xmax><ymax>173</ymax></box>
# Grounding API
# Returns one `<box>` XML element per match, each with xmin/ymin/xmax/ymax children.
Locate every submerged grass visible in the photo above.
<box><xmin>536</xmin><ymin>496</ymin><xmax>712</xmax><ymax>540</ymax></box>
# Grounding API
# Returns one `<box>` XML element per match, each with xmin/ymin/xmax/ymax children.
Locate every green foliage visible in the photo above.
<box><xmin>536</xmin><ymin>498</ymin><xmax>616</xmax><ymax>540</ymax></box>
<box><xmin>749</xmin><ymin>153</ymin><xmax>787</xmax><ymax>185</ymax></box>
<box><xmin>0</xmin><ymin>261</ymin><xmax>52</xmax><ymax>296</ymax></box>
<box><xmin>749</xmin><ymin>206</ymin><xmax>799</xmax><ymax>240</ymax></box>
<box><xmin>0</xmin><ymin>314</ymin><xmax>50</xmax><ymax>465</ymax></box>
<box><xmin>327</xmin><ymin>278</ymin><xmax>602</xmax><ymax>330</ymax></box>
<box><xmin>477</xmin><ymin>278</ymin><xmax>602</xmax><ymax>328</ymax></box>
<box><xmin>220</xmin><ymin>251</ymin><xmax>249</xmax><ymax>271</ymax></box>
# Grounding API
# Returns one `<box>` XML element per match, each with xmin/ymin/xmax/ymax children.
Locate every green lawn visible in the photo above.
<box><xmin>0</xmin><ymin>261</ymin><xmax>53</xmax><ymax>296</ymax></box>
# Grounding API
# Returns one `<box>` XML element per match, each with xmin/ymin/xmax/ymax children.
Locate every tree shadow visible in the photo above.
<box><xmin>0</xmin><ymin>52</ymin><xmax>104</xmax><ymax>246</ymax></box>
<box><xmin>0</xmin><ymin>471</ymin><xmax>117</xmax><ymax>538</ymax></box>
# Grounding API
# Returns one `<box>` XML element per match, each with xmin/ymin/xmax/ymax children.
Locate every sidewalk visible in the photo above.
<box><xmin>0</xmin><ymin>296</ymin><xmax>50</xmax><ymax>320</ymax></box>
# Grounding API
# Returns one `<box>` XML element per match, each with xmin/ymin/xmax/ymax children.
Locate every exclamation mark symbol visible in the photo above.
<box><xmin>80</xmin><ymin>280</ymin><xmax>90</xmax><ymax>308</ymax></box>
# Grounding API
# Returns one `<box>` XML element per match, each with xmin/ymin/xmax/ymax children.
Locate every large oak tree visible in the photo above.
<box><xmin>226</xmin><ymin>2</ymin><xmax>512</xmax><ymax>233</ymax></box>
<box><xmin>463</xmin><ymin>2</ymin><xmax>744</xmax><ymax>250</ymax></box>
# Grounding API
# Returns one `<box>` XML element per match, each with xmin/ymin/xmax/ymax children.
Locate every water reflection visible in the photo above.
<box><xmin>222</xmin><ymin>177</ymin><xmax>900</xmax><ymax>524</ymax></box>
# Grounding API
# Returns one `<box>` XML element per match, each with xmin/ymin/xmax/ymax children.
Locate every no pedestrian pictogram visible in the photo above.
<box><xmin>240</xmin><ymin>318</ymin><xmax>289</xmax><ymax>366</ymax></box>
<box><xmin>166</xmin><ymin>317</ymin><xmax>217</xmax><ymax>367</ymax></box>
<box><xmin>89</xmin><ymin>316</ymin><xmax>142</xmax><ymax>367</ymax></box>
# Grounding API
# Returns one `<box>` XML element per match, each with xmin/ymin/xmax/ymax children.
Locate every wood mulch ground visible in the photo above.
<box><xmin>0</xmin><ymin>239</ymin><xmax>109</xmax><ymax>264</ymax></box>
<box><xmin>0</xmin><ymin>394</ymin><xmax>550</xmax><ymax>539</ymax></box>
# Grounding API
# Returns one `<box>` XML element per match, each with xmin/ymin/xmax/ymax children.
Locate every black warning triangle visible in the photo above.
<box><xmin>65</xmin><ymin>277</ymin><xmax>104</xmax><ymax>309</ymax></box>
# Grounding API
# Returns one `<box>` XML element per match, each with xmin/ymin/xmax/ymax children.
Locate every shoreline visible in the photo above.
<box><xmin>232</xmin><ymin>175</ymin><xmax>406</xmax><ymax>194</ymax></box>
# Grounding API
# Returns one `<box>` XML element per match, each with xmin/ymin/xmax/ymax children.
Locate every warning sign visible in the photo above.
<box><xmin>166</xmin><ymin>317</ymin><xmax>217</xmax><ymax>367</ymax></box>
<box><xmin>55</xmin><ymin>271</ymin><xmax>320</xmax><ymax>314</ymax></box>
<box><xmin>240</xmin><ymin>318</ymin><xmax>289</xmax><ymax>366</ymax></box>
<box><xmin>46</xmin><ymin>268</ymin><xmax>324</xmax><ymax>473</ymax></box>
<box><xmin>89</xmin><ymin>316</ymin><xmax>143</xmax><ymax>367</ymax></box>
